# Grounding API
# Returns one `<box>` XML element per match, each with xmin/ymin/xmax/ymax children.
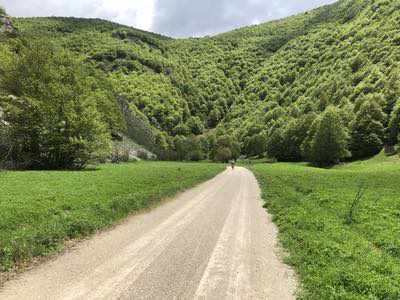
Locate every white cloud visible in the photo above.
<box><xmin>152</xmin><ymin>0</ymin><xmax>337</xmax><ymax>37</ymax></box>
<box><xmin>95</xmin><ymin>0</ymin><xmax>155</xmax><ymax>30</ymax></box>
<box><xmin>0</xmin><ymin>0</ymin><xmax>337</xmax><ymax>36</ymax></box>
<box><xmin>0</xmin><ymin>0</ymin><xmax>156</xmax><ymax>31</ymax></box>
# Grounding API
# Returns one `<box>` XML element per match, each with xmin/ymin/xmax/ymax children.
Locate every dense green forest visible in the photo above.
<box><xmin>1</xmin><ymin>0</ymin><xmax>400</xmax><ymax>169</ymax></box>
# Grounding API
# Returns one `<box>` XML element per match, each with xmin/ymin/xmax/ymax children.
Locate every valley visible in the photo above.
<box><xmin>1</xmin><ymin>0</ymin><xmax>400</xmax><ymax>298</ymax></box>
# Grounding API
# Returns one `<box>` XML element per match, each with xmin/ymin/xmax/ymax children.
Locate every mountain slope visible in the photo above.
<box><xmin>225</xmin><ymin>0</ymin><xmax>399</xmax><ymax>133</ymax></box>
<box><xmin>1</xmin><ymin>0</ymin><xmax>400</xmax><ymax>164</ymax></box>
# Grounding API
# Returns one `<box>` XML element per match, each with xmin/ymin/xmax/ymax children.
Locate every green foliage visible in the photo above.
<box><xmin>0</xmin><ymin>40</ymin><xmax>114</xmax><ymax>169</ymax></box>
<box><xmin>303</xmin><ymin>106</ymin><xmax>350</xmax><ymax>167</ymax></box>
<box><xmin>0</xmin><ymin>162</ymin><xmax>224</xmax><ymax>272</ymax></box>
<box><xmin>112</xmin><ymin>72</ymin><xmax>188</xmax><ymax>134</ymax></box>
<box><xmin>350</xmin><ymin>95</ymin><xmax>386</xmax><ymax>159</ymax></box>
<box><xmin>265</xmin><ymin>114</ymin><xmax>316</xmax><ymax>161</ymax></box>
<box><xmin>211</xmin><ymin>135</ymin><xmax>240</xmax><ymax>162</ymax></box>
<box><xmin>265</xmin><ymin>126</ymin><xmax>285</xmax><ymax>161</ymax></box>
<box><xmin>173</xmin><ymin>123</ymin><xmax>190</xmax><ymax>136</ymax></box>
<box><xmin>243</xmin><ymin>134</ymin><xmax>267</xmax><ymax>157</ymax></box>
<box><xmin>185</xmin><ymin>136</ymin><xmax>206</xmax><ymax>161</ymax></box>
<box><xmin>173</xmin><ymin>135</ymin><xmax>205</xmax><ymax>161</ymax></box>
<box><xmin>3</xmin><ymin>0</ymin><xmax>400</xmax><ymax>165</ymax></box>
<box><xmin>219</xmin><ymin>0</ymin><xmax>400</xmax><ymax>165</ymax></box>
<box><xmin>251</xmin><ymin>155</ymin><xmax>400</xmax><ymax>299</ymax></box>
<box><xmin>187</xmin><ymin>116</ymin><xmax>205</xmax><ymax>135</ymax></box>
<box><xmin>173</xmin><ymin>135</ymin><xmax>188</xmax><ymax>161</ymax></box>
<box><xmin>214</xmin><ymin>147</ymin><xmax>232</xmax><ymax>163</ymax></box>
<box><xmin>387</xmin><ymin>101</ymin><xmax>400</xmax><ymax>146</ymax></box>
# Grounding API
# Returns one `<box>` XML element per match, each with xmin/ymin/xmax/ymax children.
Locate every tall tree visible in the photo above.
<box><xmin>244</xmin><ymin>133</ymin><xmax>267</xmax><ymax>158</ymax></box>
<box><xmin>0</xmin><ymin>40</ymin><xmax>112</xmax><ymax>169</ymax></box>
<box><xmin>387</xmin><ymin>101</ymin><xmax>400</xmax><ymax>149</ymax></box>
<box><xmin>350</xmin><ymin>95</ymin><xmax>386</xmax><ymax>159</ymax></box>
<box><xmin>303</xmin><ymin>106</ymin><xmax>350</xmax><ymax>167</ymax></box>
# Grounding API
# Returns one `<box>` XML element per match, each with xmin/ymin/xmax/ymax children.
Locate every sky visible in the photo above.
<box><xmin>0</xmin><ymin>0</ymin><xmax>337</xmax><ymax>37</ymax></box>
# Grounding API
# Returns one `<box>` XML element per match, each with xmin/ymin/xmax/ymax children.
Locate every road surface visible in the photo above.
<box><xmin>0</xmin><ymin>167</ymin><xmax>297</xmax><ymax>299</ymax></box>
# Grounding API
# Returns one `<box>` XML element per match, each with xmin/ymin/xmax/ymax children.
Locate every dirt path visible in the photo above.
<box><xmin>0</xmin><ymin>167</ymin><xmax>297</xmax><ymax>299</ymax></box>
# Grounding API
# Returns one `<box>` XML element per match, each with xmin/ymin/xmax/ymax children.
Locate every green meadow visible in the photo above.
<box><xmin>251</xmin><ymin>154</ymin><xmax>400</xmax><ymax>299</ymax></box>
<box><xmin>0</xmin><ymin>162</ymin><xmax>224</xmax><ymax>274</ymax></box>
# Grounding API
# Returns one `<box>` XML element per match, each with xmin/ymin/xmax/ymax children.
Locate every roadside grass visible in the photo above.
<box><xmin>0</xmin><ymin>161</ymin><xmax>224</xmax><ymax>276</ymax></box>
<box><xmin>250</xmin><ymin>154</ymin><xmax>400</xmax><ymax>299</ymax></box>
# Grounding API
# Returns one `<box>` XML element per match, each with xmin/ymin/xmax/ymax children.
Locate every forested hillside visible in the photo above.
<box><xmin>1</xmin><ymin>0</ymin><xmax>400</xmax><ymax>168</ymax></box>
<box><xmin>222</xmin><ymin>0</ymin><xmax>400</xmax><ymax>165</ymax></box>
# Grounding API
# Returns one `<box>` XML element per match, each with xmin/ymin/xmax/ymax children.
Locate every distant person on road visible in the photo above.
<box><xmin>230</xmin><ymin>160</ymin><xmax>235</xmax><ymax>170</ymax></box>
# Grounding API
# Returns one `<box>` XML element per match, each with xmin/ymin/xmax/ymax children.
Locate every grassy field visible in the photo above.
<box><xmin>0</xmin><ymin>162</ymin><xmax>224</xmax><ymax>275</ymax></box>
<box><xmin>250</xmin><ymin>154</ymin><xmax>400</xmax><ymax>299</ymax></box>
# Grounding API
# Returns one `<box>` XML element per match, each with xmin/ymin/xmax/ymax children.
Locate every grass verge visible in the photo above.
<box><xmin>0</xmin><ymin>161</ymin><xmax>224</xmax><ymax>279</ymax></box>
<box><xmin>250</xmin><ymin>154</ymin><xmax>400</xmax><ymax>299</ymax></box>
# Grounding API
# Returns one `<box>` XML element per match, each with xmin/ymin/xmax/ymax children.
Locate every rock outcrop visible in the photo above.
<box><xmin>0</xmin><ymin>15</ymin><xmax>16</xmax><ymax>34</ymax></box>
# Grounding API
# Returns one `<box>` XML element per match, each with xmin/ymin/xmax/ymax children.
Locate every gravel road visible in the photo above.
<box><xmin>0</xmin><ymin>167</ymin><xmax>297</xmax><ymax>299</ymax></box>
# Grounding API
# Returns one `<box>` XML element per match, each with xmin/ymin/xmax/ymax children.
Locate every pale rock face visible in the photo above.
<box><xmin>0</xmin><ymin>15</ymin><xmax>15</xmax><ymax>33</ymax></box>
